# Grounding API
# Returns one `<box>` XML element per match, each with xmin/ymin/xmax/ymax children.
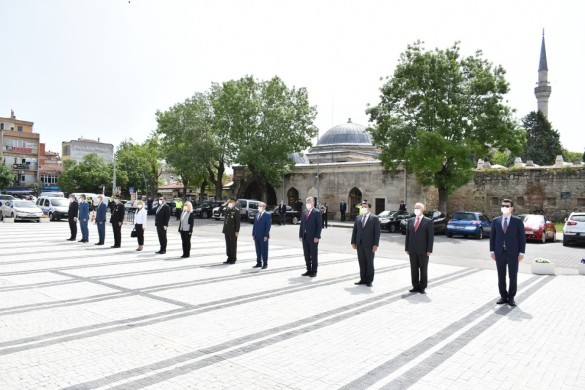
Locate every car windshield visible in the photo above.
<box><xmin>52</xmin><ymin>199</ymin><xmax>69</xmax><ymax>207</ymax></box>
<box><xmin>452</xmin><ymin>213</ymin><xmax>476</xmax><ymax>220</ymax></box>
<box><xmin>378</xmin><ymin>211</ymin><xmax>392</xmax><ymax>218</ymax></box>
<box><xmin>14</xmin><ymin>201</ymin><xmax>37</xmax><ymax>208</ymax></box>
<box><xmin>523</xmin><ymin>215</ymin><xmax>544</xmax><ymax>224</ymax></box>
<box><xmin>570</xmin><ymin>214</ymin><xmax>585</xmax><ymax>223</ymax></box>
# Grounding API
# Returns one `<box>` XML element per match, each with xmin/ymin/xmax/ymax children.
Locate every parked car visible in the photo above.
<box><xmin>36</xmin><ymin>196</ymin><xmax>70</xmax><ymax>221</ymax></box>
<box><xmin>378</xmin><ymin>210</ymin><xmax>414</xmax><ymax>233</ymax></box>
<box><xmin>194</xmin><ymin>201</ymin><xmax>224</xmax><ymax>219</ymax></box>
<box><xmin>446</xmin><ymin>211</ymin><xmax>492</xmax><ymax>239</ymax></box>
<box><xmin>399</xmin><ymin>211</ymin><xmax>448</xmax><ymax>235</ymax></box>
<box><xmin>247</xmin><ymin>205</ymin><xmax>300</xmax><ymax>224</ymax></box>
<box><xmin>518</xmin><ymin>214</ymin><xmax>556</xmax><ymax>243</ymax></box>
<box><xmin>0</xmin><ymin>199</ymin><xmax>44</xmax><ymax>222</ymax></box>
<box><xmin>213</xmin><ymin>205</ymin><xmax>225</xmax><ymax>221</ymax></box>
<box><xmin>0</xmin><ymin>194</ymin><xmax>15</xmax><ymax>202</ymax></box>
<box><xmin>236</xmin><ymin>199</ymin><xmax>260</xmax><ymax>221</ymax></box>
<box><xmin>563</xmin><ymin>212</ymin><xmax>585</xmax><ymax>247</ymax></box>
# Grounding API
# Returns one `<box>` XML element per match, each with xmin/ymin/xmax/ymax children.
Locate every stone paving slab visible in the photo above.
<box><xmin>0</xmin><ymin>221</ymin><xmax>584</xmax><ymax>389</ymax></box>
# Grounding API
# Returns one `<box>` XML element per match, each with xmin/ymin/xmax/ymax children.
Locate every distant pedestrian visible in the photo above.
<box><xmin>78</xmin><ymin>194</ymin><xmax>90</xmax><ymax>243</ymax></box>
<box><xmin>175</xmin><ymin>198</ymin><xmax>183</xmax><ymax>220</ymax></box>
<box><xmin>222</xmin><ymin>198</ymin><xmax>240</xmax><ymax>264</ymax></box>
<box><xmin>399</xmin><ymin>200</ymin><xmax>407</xmax><ymax>211</ymax></box>
<box><xmin>94</xmin><ymin>194</ymin><xmax>107</xmax><ymax>245</ymax></box>
<box><xmin>278</xmin><ymin>200</ymin><xmax>287</xmax><ymax>226</ymax></box>
<box><xmin>134</xmin><ymin>200</ymin><xmax>147</xmax><ymax>251</ymax></box>
<box><xmin>405</xmin><ymin>202</ymin><xmax>434</xmax><ymax>294</ymax></box>
<box><xmin>178</xmin><ymin>201</ymin><xmax>195</xmax><ymax>258</ymax></box>
<box><xmin>321</xmin><ymin>202</ymin><xmax>328</xmax><ymax>228</ymax></box>
<box><xmin>66</xmin><ymin>195</ymin><xmax>78</xmax><ymax>241</ymax></box>
<box><xmin>252</xmin><ymin>201</ymin><xmax>271</xmax><ymax>269</ymax></box>
<box><xmin>110</xmin><ymin>195</ymin><xmax>125</xmax><ymax>248</ymax></box>
<box><xmin>490</xmin><ymin>198</ymin><xmax>526</xmax><ymax>307</ymax></box>
<box><xmin>154</xmin><ymin>195</ymin><xmax>171</xmax><ymax>254</ymax></box>
<box><xmin>340</xmin><ymin>200</ymin><xmax>347</xmax><ymax>222</ymax></box>
<box><xmin>351</xmin><ymin>201</ymin><xmax>380</xmax><ymax>287</ymax></box>
<box><xmin>299</xmin><ymin>197</ymin><xmax>322</xmax><ymax>277</ymax></box>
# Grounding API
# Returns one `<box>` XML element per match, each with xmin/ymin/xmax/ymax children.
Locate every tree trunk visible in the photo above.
<box><xmin>215</xmin><ymin>162</ymin><xmax>225</xmax><ymax>200</ymax></box>
<box><xmin>438</xmin><ymin>186</ymin><xmax>448</xmax><ymax>214</ymax></box>
<box><xmin>199</xmin><ymin>180</ymin><xmax>207</xmax><ymax>203</ymax></box>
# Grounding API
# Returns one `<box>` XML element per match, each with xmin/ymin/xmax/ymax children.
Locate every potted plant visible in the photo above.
<box><xmin>531</xmin><ymin>257</ymin><xmax>555</xmax><ymax>275</ymax></box>
<box><xmin>579</xmin><ymin>259</ymin><xmax>585</xmax><ymax>275</ymax></box>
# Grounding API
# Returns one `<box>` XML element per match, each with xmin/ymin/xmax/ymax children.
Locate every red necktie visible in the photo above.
<box><xmin>503</xmin><ymin>217</ymin><xmax>508</xmax><ymax>233</ymax></box>
<box><xmin>306</xmin><ymin>210</ymin><xmax>310</xmax><ymax>220</ymax></box>
<box><xmin>414</xmin><ymin>217</ymin><xmax>420</xmax><ymax>232</ymax></box>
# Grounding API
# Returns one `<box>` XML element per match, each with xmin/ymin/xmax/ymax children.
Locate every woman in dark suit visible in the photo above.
<box><xmin>178</xmin><ymin>201</ymin><xmax>195</xmax><ymax>258</ymax></box>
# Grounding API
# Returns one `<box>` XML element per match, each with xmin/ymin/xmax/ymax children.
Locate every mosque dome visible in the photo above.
<box><xmin>317</xmin><ymin>118</ymin><xmax>372</xmax><ymax>146</ymax></box>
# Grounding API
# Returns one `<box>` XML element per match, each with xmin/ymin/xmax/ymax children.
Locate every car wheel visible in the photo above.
<box><xmin>201</xmin><ymin>211</ymin><xmax>209</xmax><ymax>219</ymax></box>
<box><xmin>562</xmin><ymin>237</ymin><xmax>569</xmax><ymax>247</ymax></box>
<box><xmin>292</xmin><ymin>216</ymin><xmax>299</xmax><ymax>225</ymax></box>
<box><xmin>214</xmin><ymin>217</ymin><xmax>219</xmax><ymax>221</ymax></box>
<box><xmin>447</xmin><ymin>232</ymin><xmax>453</xmax><ymax>238</ymax></box>
<box><xmin>475</xmin><ymin>228</ymin><xmax>483</xmax><ymax>239</ymax></box>
<box><xmin>541</xmin><ymin>232</ymin><xmax>546</xmax><ymax>243</ymax></box>
<box><xmin>49</xmin><ymin>212</ymin><xmax>54</xmax><ymax>221</ymax></box>
<box><xmin>389</xmin><ymin>224</ymin><xmax>397</xmax><ymax>233</ymax></box>
<box><xmin>0</xmin><ymin>213</ymin><xmax>3</xmax><ymax>221</ymax></box>
<box><xmin>551</xmin><ymin>232</ymin><xmax>556</xmax><ymax>243</ymax></box>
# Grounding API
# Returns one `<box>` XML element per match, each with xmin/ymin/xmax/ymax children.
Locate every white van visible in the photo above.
<box><xmin>40</xmin><ymin>191</ymin><xmax>64</xmax><ymax>198</ymax></box>
<box><xmin>37</xmin><ymin>196</ymin><xmax>70</xmax><ymax>221</ymax></box>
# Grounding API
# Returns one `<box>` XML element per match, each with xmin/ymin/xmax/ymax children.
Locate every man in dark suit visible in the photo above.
<box><xmin>252</xmin><ymin>201</ymin><xmax>272</xmax><ymax>269</ymax></box>
<box><xmin>66</xmin><ymin>195</ymin><xmax>78</xmax><ymax>241</ymax></box>
<box><xmin>405</xmin><ymin>202</ymin><xmax>434</xmax><ymax>294</ymax></box>
<box><xmin>351</xmin><ymin>201</ymin><xmax>381</xmax><ymax>287</ymax></box>
<box><xmin>154</xmin><ymin>195</ymin><xmax>171</xmax><ymax>254</ymax></box>
<box><xmin>340</xmin><ymin>201</ymin><xmax>347</xmax><ymax>222</ymax></box>
<box><xmin>278</xmin><ymin>200</ymin><xmax>287</xmax><ymax>226</ymax></box>
<box><xmin>94</xmin><ymin>194</ymin><xmax>107</xmax><ymax>245</ymax></box>
<box><xmin>110</xmin><ymin>195</ymin><xmax>125</xmax><ymax>248</ymax></box>
<box><xmin>78</xmin><ymin>194</ymin><xmax>90</xmax><ymax>243</ymax></box>
<box><xmin>222</xmin><ymin>198</ymin><xmax>240</xmax><ymax>264</ymax></box>
<box><xmin>299</xmin><ymin>196</ymin><xmax>322</xmax><ymax>277</ymax></box>
<box><xmin>490</xmin><ymin>198</ymin><xmax>526</xmax><ymax>307</ymax></box>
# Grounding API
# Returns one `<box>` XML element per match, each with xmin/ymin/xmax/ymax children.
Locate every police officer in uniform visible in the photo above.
<box><xmin>222</xmin><ymin>198</ymin><xmax>240</xmax><ymax>264</ymax></box>
<box><xmin>110</xmin><ymin>195</ymin><xmax>125</xmax><ymax>248</ymax></box>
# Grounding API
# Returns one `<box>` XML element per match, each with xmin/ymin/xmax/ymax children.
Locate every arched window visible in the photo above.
<box><xmin>348</xmin><ymin>187</ymin><xmax>362</xmax><ymax>220</ymax></box>
<box><xmin>287</xmin><ymin>187</ymin><xmax>299</xmax><ymax>207</ymax></box>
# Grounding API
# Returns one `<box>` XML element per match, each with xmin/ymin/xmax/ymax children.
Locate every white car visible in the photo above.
<box><xmin>563</xmin><ymin>212</ymin><xmax>585</xmax><ymax>247</ymax></box>
<box><xmin>0</xmin><ymin>199</ymin><xmax>44</xmax><ymax>222</ymax></box>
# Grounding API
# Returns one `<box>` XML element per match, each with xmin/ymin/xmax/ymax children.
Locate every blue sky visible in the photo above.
<box><xmin>1</xmin><ymin>0</ymin><xmax>583</xmax><ymax>157</ymax></box>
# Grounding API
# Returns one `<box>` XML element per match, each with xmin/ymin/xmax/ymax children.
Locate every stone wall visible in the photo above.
<box><xmin>434</xmin><ymin>167</ymin><xmax>585</xmax><ymax>221</ymax></box>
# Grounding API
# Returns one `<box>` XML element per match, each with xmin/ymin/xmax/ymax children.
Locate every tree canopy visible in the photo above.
<box><xmin>520</xmin><ymin>111</ymin><xmax>563</xmax><ymax>166</ymax></box>
<box><xmin>116</xmin><ymin>137</ymin><xmax>163</xmax><ymax>199</ymax></box>
<box><xmin>57</xmin><ymin>154</ymin><xmax>126</xmax><ymax>195</ymax></box>
<box><xmin>0</xmin><ymin>162</ymin><xmax>13</xmax><ymax>189</ymax></box>
<box><xmin>367</xmin><ymin>41</ymin><xmax>522</xmax><ymax>212</ymax></box>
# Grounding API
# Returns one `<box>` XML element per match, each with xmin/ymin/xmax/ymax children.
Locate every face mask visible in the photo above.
<box><xmin>359</xmin><ymin>207</ymin><xmax>366</xmax><ymax>215</ymax></box>
<box><xmin>306</xmin><ymin>204</ymin><xmax>313</xmax><ymax>210</ymax></box>
<box><xmin>228</xmin><ymin>203</ymin><xmax>234</xmax><ymax>208</ymax></box>
<box><xmin>183</xmin><ymin>207</ymin><xmax>188</xmax><ymax>211</ymax></box>
<box><xmin>501</xmin><ymin>207</ymin><xmax>511</xmax><ymax>215</ymax></box>
<box><xmin>137</xmin><ymin>205</ymin><xmax>143</xmax><ymax>209</ymax></box>
<box><xmin>414</xmin><ymin>209</ymin><xmax>422</xmax><ymax>216</ymax></box>
<box><xmin>258</xmin><ymin>207</ymin><xmax>265</xmax><ymax>212</ymax></box>
<box><xmin>362</xmin><ymin>208</ymin><xmax>369</xmax><ymax>215</ymax></box>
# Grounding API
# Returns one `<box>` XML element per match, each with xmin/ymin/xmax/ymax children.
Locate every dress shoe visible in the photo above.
<box><xmin>261</xmin><ymin>265</ymin><xmax>267</xmax><ymax>269</ymax></box>
<box><xmin>223</xmin><ymin>260</ymin><xmax>231</xmax><ymax>264</ymax></box>
<box><xmin>95</xmin><ymin>243</ymin><xmax>104</xmax><ymax>246</ymax></box>
<box><xmin>110</xmin><ymin>245</ymin><xmax>120</xmax><ymax>248</ymax></box>
<box><xmin>301</xmin><ymin>272</ymin><xmax>311</xmax><ymax>276</ymax></box>
<box><xmin>67</xmin><ymin>238</ymin><xmax>76</xmax><ymax>241</ymax></box>
<box><xmin>409</xmin><ymin>288</ymin><xmax>420</xmax><ymax>293</ymax></box>
<box><xmin>354</xmin><ymin>281</ymin><xmax>365</xmax><ymax>285</ymax></box>
<box><xmin>366</xmin><ymin>283</ymin><xmax>372</xmax><ymax>287</ymax></box>
<box><xmin>496</xmin><ymin>298</ymin><xmax>508</xmax><ymax>304</ymax></box>
<box><xmin>155</xmin><ymin>251</ymin><xmax>166</xmax><ymax>254</ymax></box>
<box><xmin>508</xmin><ymin>299</ymin><xmax>517</xmax><ymax>306</ymax></box>
<box><xmin>309</xmin><ymin>273</ymin><xmax>317</xmax><ymax>277</ymax></box>
<box><xmin>419</xmin><ymin>289</ymin><xmax>426</xmax><ymax>294</ymax></box>
<box><xmin>180</xmin><ymin>255</ymin><xmax>189</xmax><ymax>258</ymax></box>
<box><xmin>252</xmin><ymin>264</ymin><xmax>262</xmax><ymax>268</ymax></box>
<box><xmin>228</xmin><ymin>261</ymin><xmax>236</xmax><ymax>264</ymax></box>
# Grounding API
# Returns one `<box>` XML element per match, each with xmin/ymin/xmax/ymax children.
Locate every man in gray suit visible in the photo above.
<box><xmin>351</xmin><ymin>201</ymin><xmax>381</xmax><ymax>287</ymax></box>
<box><xmin>405</xmin><ymin>202</ymin><xmax>434</xmax><ymax>294</ymax></box>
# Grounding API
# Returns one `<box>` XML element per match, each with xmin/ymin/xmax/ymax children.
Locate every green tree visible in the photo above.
<box><xmin>57</xmin><ymin>154</ymin><xmax>123</xmax><ymax>194</ymax></box>
<box><xmin>220</xmin><ymin>75</ymin><xmax>318</xmax><ymax>201</ymax></box>
<box><xmin>520</xmin><ymin>111</ymin><xmax>563</xmax><ymax>166</ymax></box>
<box><xmin>367</xmin><ymin>41</ymin><xmax>522</xmax><ymax>212</ymax></box>
<box><xmin>0</xmin><ymin>162</ymin><xmax>14</xmax><ymax>189</ymax></box>
<box><xmin>143</xmin><ymin>135</ymin><xmax>164</xmax><ymax>199</ymax></box>
<box><xmin>562</xmin><ymin>148</ymin><xmax>582</xmax><ymax>164</ymax></box>
<box><xmin>116</xmin><ymin>138</ymin><xmax>154</xmax><ymax>197</ymax></box>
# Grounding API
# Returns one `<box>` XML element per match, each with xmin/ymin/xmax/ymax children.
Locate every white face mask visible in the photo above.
<box><xmin>501</xmin><ymin>207</ymin><xmax>511</xmax><ymax>215</ymax></box>
<box><xmin>362</xmin><ymin>207</ymin><xmax>369</xmax><ymax>215</ymax></box>
<box><xmin>228</xmin><ymin>202</ymin><xmax>234</xmax><ymax>209</ymax></box>
<box><xmin>414</xmin><ymin>209</ymin><xmax>422</xmax><ymax>216</ymax></box>
<box><xmin>258</xmin><ymin>207</ymin><xmax>265</xmax><ymax>212</ymax></box>
<box><xmin>137</xmin><ymin>205</ymin><xmax>143</xmax><ymax>209</ymax></box>
<box><xmin>306</xmin><ymin>204</ymin><xmax>313</xmax><ymax>210</ymax></box>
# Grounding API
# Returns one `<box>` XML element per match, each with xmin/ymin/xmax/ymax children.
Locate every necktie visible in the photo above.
<box><xmin>503</xmin><ymin>217</ymin><xmax>508</xmax><ymax>233</ymax></box>
<box><xmin>306</xmin><ymin>210</ymin><xmax>310</xmax><ymax>220</ymax></box>
<box><xmin>414</xmin><ymin>217</ymin><xmax>420</xmax><ymax>232</ymax></box>
<box><xmin>362</xmin><ymin>215</ymin><xmax>367</xmax><ymax>227</ymax></box>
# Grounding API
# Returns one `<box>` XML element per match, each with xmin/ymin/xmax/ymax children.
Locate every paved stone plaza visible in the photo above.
<box><xmin>1</xmin><ymin>219</ymin><xmax>584</xmax><ymax>389</ymax></box>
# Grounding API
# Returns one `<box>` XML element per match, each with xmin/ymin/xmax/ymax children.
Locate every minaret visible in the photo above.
<box><xmin>534</xmin><ymin>30</ymin><xmax>551</xmax><ymax>117</ymax></box>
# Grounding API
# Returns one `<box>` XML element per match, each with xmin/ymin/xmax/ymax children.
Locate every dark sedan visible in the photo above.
<box><xmin>378</xmin><ymin>210</ymin><xmax>415</xmax><ymax>233</ymax></box>
<box><xmin>193</xmin><ymin>201</ymin><xmax>223</xmax><ymax>219</ymax></box>
<box><xmin>400</xmin><ymin>211</ymin><xmax>448</xmax><ymax>235</ymax></box>
<box><xmin>247</xmin><ymin>205</ymin><xmax>300</xmax><ymax>225</ymax></box>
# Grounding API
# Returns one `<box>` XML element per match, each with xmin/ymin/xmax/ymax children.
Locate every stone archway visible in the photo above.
<box><xmin>348</xmin><ymin>187</ymin><xmax>362</xmax><ymax>220</ymax></box>
<box><xmin>240</xmin><ymin>180</ymin><xmax>277</xmax><ymax>205</ymax></box>
<box><xmin>287</xmin><ymin>187</ymin><xmax>299</xmax><ymax>207</ymax></box>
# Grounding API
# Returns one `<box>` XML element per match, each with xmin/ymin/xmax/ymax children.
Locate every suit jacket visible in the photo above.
<box><xmin>405</xmin><ymin>216</ymin><xmax>434</xmax><ymax>254</ymax></box>
<box><xmin>68</xmin><ymin>200</ymin><xmax>78</xmax><ymax>221</ymax></box>
<box><xmin>278</xmin><ymin>204</ymin><xmax>287</xmax><ymax>215</ymax></box>
<box><xmin>252</xmin><ymin>211</ymin><xmax>272</xmax><ymax>240</ymax></box>
<box><xmin>222</xmin><ymin>207</ymin><xmax>241</xmax><ymax>234</ymax></box>
<box><xmin>299</xmin><ymin>208</ymin><xmax>322</xmax><ymax>241</ymax></box>
<box><xmin>78</xmin><ymin>201</ymin><xmax>89</xmax><ymax>220</ymax></box>
<box><xmin>178</xmin><ymin>211</ymin><xmax>195</xmax><ymax>233</ymax></box>
<box><xmin>110</xmin><ymin>203</ymin><xmax>125</xmax><ymax>224</ymax></box>
<box><xmin>490</xmin><ymin>215</ymin><xmax>526</xmax><ymax>256</ymax></box>
<box><xmin>340</xmin><ymin>202</ymin><xmax>347</xmax><ymax>213</ymax></box>
<box><xmin>351</xmin><ymin>214</ymin><xmax>381</xmax><ymax>249</ymax></box>
<box><xmin>154</xmin><ymin>203</ymin><xmax>171</xmax><ymax>227</ymax></box>
<box><xmin>95</xmin><ymin>202</ymin><xmax>107</xmax><ymax>223</ymax></box>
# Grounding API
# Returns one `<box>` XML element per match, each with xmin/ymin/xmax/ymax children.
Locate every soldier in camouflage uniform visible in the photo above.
<box><xmin>222</xmin><ymin>198</ymin><xmax>241</xmax><ymax>264</ymax></box>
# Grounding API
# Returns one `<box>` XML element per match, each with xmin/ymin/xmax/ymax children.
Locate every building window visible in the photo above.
<box><xmin>516</xmin><ymin>197</ymin><xmax>524</xmax><ymax>207</ymax></box>
<box><xmin>491</xmin><ymin>197</ymin><xmax>499</xmax><ymax>206</ymax></box>
<box><xmin>17</xmin><ymin>126</ymin><xmax>23</xmax><ymax>132</ymax></box>
<box><xmin>0</xmin><ymin>123</ymin><xmax>3</xmax><ymax>130</ymax></box>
